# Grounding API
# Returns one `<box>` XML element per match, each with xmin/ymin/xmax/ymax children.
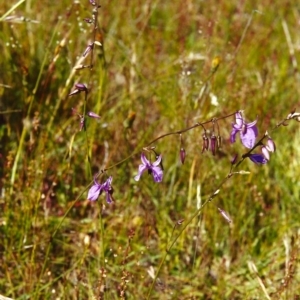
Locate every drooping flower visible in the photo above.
<box><xmin>87</xmin><ymin>176</ymin><xmax>114</xmax><ymax>203</ymax></box>
<box><xmin>230</xmin><ymin>111</ymin><xmax>258</xmax><ymax>149</ymax></box>
<box><xmin>249</xmin><ymin>154</ymin><xmax>268</xmax><ymax>164</ymax></box>
<box><xmin>134</xmin><ymin>153</ymin><xmax>163</xmax><ymax>182</ymax></box>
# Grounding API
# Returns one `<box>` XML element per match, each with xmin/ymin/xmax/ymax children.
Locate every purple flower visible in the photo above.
<box><xmin>230</xmin><ymin>111</ymin><xmax>258</xmax><ymax>148</ymax></box>
<box><xmin>134</xmin><ymin>153</ymin><xmax>163</xmax><ymax>182</ymax></box>
<box><xmin>87</xmin><ymin>176</ymin><xmax>114</xmax><ymax>203</ymax></box>
<box><xmin>249</xmin><ymin>154</ymin><xmax>268</xmax><ymax>164</ymax></box>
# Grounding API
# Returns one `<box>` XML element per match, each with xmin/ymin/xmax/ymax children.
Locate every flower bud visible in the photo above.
<box><xmin>180</xmin><ymin>148</ymin><xmax>186</xmax><ymax>164</ymax></box>
<box><xmin>210</xmin><ymin>134</ymin><xmax>217</xmax><ymax>156</ymax></box>
<box><xmin>266</xmin><ymin>138</ymin><xmax>276</xmax><ymax>152</ymax></box>
<box><xmin>261</xmin><ymin>146</ymin><xmax>270</xmax><ymax>161</ymax></box>
<box><xmin>69</xmin><ymin>83</ymin><xmax>88</xmax><ymax>96</ymax></box>
<box><xmin>75</xmin><ymin>83</ymin><xmax>88</xmax><ymax>92</ymax></box>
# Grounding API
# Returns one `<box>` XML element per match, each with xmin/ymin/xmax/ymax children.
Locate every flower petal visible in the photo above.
<box><xmin>261</xmin><ymin>146</ymin><xmax>270</xmax><ymax>161</ymax></box>
<box><xmin>240</xmin><ymin>127</ymin><xmax>257</xmax><ymax>148</ymax></box>
<box><xmin>266</xmin><ymin>138</ymin><xmax>276</xmax><ymax>152</ymax></box>
<box><xmin>247</xmin><ymin>119</ymin><xmax>258</xmax><ymax>128</ymax></box>
<box><xmin>249</xmin><ymin>153</ymin><xmax>268</xmax><ymax>164</ymax></box>
<box><xmin>87</xmin><ymin>184</ymin><xmax>102</xmax><ymax>201</ymax></box>
<box><xmin>105</xmin><ymin>191</ymin><xmax>113</xmax><ymax>203</ymax></box>
<box><xmin>141</xmin><ymin>153</ymin><xmax>150</xmax><ymax>166</ymax></box>
<box><xmin>230</xmin><ymin>128</ymin><xmax>239</xmax><ymax>144</ymax></box>
<box><xmin>152</xmin><ymin>155</ymin><xmax>162</xmax><ymax>166</ymax></box>
<box><xmin>152</xmin><ymin>166</ymin><xmax>163</xmax><ymax>182</ymax></box>
<box><xmin>235</xmin><ymin>112</ymin><xmax>243</xmax><ymax>128</ymax></box>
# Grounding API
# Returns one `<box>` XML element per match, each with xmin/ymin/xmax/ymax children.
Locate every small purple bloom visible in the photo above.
<box><xmin>87</xmin><ymin>176</ymin><xmax>114</xmax><ymax>203</ymax></box>
<box><xmin>134</xmin><ymin>153</ymin><xmax>163</xmax><ymax>182</ymax></box>
<box><xmin>230</xmin><ymin>111</ymin><xmax>258</xmax><ymax>148</ymax></box>
<box><xmin>249</xmin><ymin>154</ymin><xmax>268</xmax><ymax>165</ymax></box>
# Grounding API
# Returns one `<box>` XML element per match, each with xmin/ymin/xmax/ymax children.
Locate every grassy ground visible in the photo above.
<box><xmin>1</xmin><ymin>0</ymin><xmax>300</xmax><ymax>299</ymax></box>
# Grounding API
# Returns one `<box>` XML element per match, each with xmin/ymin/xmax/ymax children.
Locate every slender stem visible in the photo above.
<box><xmin>147</xmin><ymin>115</ymin><xmax>291</xmax><ymax>298</ymax></box>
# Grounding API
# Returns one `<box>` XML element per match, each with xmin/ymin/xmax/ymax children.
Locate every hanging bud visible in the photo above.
<box><xmin>266</xmin><ymin>138</ymin><xmax>276</xmax><ymax>152</ymax></box>
<box><xmin>180</xmin><ymin>148</ymin><xmax>186</xmax><ymax>164</ymax></box>
<box><xmin>202</xmin><ymin>133</ymin><xmax>209</xmax><ymax>153</ymax></box>
<box><xmin>210</xmin><ymin>134</ymin><xmax>217</xmax><ymax>156</ymax></box>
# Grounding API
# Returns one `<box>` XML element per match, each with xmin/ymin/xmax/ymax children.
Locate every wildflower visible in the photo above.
<box><xmin>249</xmin><ymin>153</ymin><xmax>267</xmax><ymax>165</ymax></box>
<box><xmin>230</xmin><ymin>111</ymin><xmax>258</xmax><ymax>149</ymax></box>
<box><xmin>87</xmin><ymin>176</ymin><xmax>114</xmax><ymax>203</ymax></box>
<box><xmin>134</xmin><ymin>153</ymin><xmax>163</xmax><ymax>182</ymax></box>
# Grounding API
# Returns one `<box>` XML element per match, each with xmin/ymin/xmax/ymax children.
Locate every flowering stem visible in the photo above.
<box><xmin>146</xmin><ymin>112</ymin><xmax>237</xmax><ymax>147</ymax></box>
<box><xmin>146</xmin><ymin>112</ymin><xmax>292</xmax><ymax>297</ymax></box>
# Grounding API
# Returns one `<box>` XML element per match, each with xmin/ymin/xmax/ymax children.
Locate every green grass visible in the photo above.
<box><xmin>1</xmin><ymin>0</ymin><xmax>300</xmax><ymax>299</ymax></box>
